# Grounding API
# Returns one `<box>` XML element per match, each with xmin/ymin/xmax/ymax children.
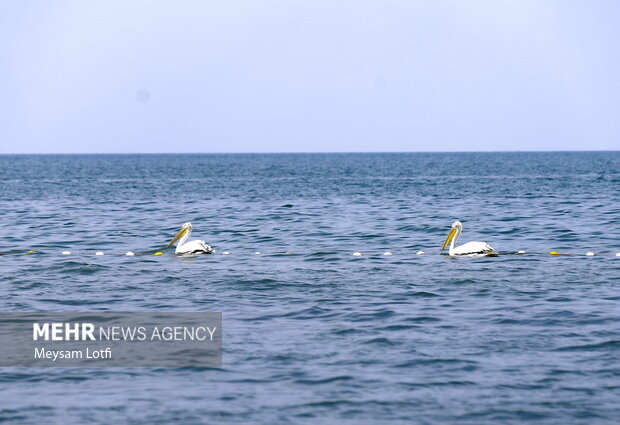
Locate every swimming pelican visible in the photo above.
<box><xmin>166</xmin><ymin>222</ymin><xmax>214</xmax><ymax>254</ymax></box>
<box><xmin>441</xmin><ymin>221</ymin><xmax>495</xmax><ymax>256</ymax></box>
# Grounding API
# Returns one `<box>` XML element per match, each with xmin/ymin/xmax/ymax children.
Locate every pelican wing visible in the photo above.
<box><xmin>176</xmin><ymin>239</ymin><xmax>213</xmax><ymax>254</ymax></box>
<box><xmin>451</xmin><ymin>241</ymin><xmax>494</xmax><ymax>256</ymax></box>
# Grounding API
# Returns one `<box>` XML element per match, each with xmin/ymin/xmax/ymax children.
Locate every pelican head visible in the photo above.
<box><xmin>166</xmin><ymin>222</ymin><xmax>193</xmax><ymax>248</ymax></box>
<box><xmin>442</xmin><ymin>220</ymin><xmax>462</xmax><ymax>251</ymax></box>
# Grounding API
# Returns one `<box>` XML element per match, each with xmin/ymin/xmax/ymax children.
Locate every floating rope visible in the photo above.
<box><xmin>1</xmin><ymin>249</ymin><xmax>619</xmax><ymax>257</ymax></box>
<box><xmin>1</xmin><ymin>249</ymin><xmax>166</xmax><ymax>257</ymax></box>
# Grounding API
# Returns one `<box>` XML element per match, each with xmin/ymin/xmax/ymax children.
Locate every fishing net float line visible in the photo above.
<box><xmin>2</xmin><ymin>222</ymin><xmax>619</xmax><ymax>257</ymax></box>
<box><xmin>2</xmin><ymin>249</ymin><xmax>620</xmax><ymax>258</ymax></box>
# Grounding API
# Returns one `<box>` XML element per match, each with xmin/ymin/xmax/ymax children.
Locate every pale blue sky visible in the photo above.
<box><xmin>1</xmin><ymin>1</ymin><xmax>619</xmax><ymax>153</ymax></box>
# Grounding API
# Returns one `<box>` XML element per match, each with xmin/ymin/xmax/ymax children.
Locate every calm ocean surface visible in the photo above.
<box><xmin>1</xmin><ymin>152</ymin><xmax>619</xmax><ymax>424</ymax></box>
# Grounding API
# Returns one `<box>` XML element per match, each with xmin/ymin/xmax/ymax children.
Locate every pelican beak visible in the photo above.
<box><xmin>442</xmin><ymin>228</ymin><xmax>457</xmax><ymax>250</ymax></box>
<box><xmin>166</xmin><ymin>228</ymin><xmax>187</xmax><ymax>248</ymax></box>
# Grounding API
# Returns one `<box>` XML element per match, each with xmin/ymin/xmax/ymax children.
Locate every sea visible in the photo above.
<box><xmin>1</xmin><ymin>152</ymin><xmax>619</xmax><ymax>424</ymax></box>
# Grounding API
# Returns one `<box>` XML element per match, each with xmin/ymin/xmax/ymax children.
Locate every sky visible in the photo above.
<box><xmin>1</xmin><ymin>0</ymin><xmax>619</xmax><ymax>153</ymax></box>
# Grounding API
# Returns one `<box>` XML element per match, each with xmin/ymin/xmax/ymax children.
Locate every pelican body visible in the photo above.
<box><xmin>167</xmin><ymin>222</ymin><xmax>213</xmax><ymax>254</ymax></box>
<box><xmin>442</xmin><ymin>221</ymin><xmax>495</xmax><ymax>256</ymax></box>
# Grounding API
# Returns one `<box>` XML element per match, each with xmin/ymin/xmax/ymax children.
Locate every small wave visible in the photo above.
<box><xmin>362</xmin><ymin>337</ymin><xmax>398</xmax><ymax>346</ymax></box>
<box><xmin>403</xmin><ymin>316</ymin><xmax>441</xmax><ymax>323</ymax></box>
<box><xmin>294</xmin><ymin>376</ymin><xmax>354</xmax><ymax>385</ymax></box>
<box><xmin>344</xmin><ymin>310</ymin><xmax>395</xmax><ymax>322</ymax></box>
<box><xmin>407</xmin><ymin>291</ymin><xmax>441</xmax><ymax>297</ymax></box>
<box><xmin>554</xmin><ymin>340</ymin><xmax>620</xmax><ymax>351</ymax></box>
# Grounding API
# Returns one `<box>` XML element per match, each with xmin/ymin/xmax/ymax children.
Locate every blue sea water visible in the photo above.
<box><xmin>1</xmin><ymin>152</ymin><xmax>619</xmax><ymax>424</ymax></box>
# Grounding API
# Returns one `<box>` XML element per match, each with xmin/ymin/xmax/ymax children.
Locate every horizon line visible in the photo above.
<box><xmin>1</xmin><ymin>149</ymin><xmax>619</xmax><ymax>155</ymax></box>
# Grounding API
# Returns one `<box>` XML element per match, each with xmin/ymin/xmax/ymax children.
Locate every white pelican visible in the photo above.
<box><xmin>441</xmin><ymin>221</ymin><xmax>495</xmax><ymax>256</ymax></box>
<box><xmin>166</xmin><ymin>222</ymin><xmax>214</xmax><ymax>254</ymax></box>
